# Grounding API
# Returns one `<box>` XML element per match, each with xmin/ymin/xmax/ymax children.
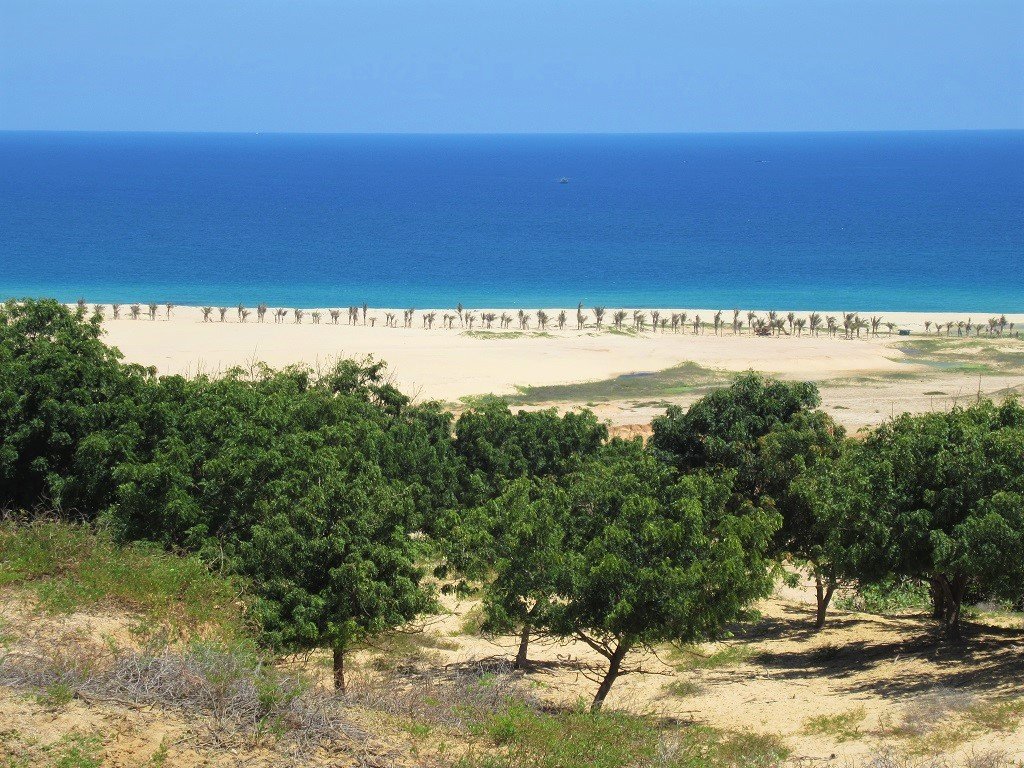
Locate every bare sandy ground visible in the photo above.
<box><xmin>97</xmin><ymin>305</ymin><xmax>1024</xmax><ymax>431</ymax></box>
<box><xmin>4</xmin><ymin>582</ymin><xmax>1022</xmax><ymax>766</ymax></box>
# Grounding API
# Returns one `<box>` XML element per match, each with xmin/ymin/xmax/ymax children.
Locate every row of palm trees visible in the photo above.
<box><xmin>924</xmin><ymin>316</ymin><xmax>1016</xmax><ymax>337</ymax></box>
<box><xmin>78</xmin><ymin>299</ymin><xmax>1017</xmax><ymax>339</ymax></box>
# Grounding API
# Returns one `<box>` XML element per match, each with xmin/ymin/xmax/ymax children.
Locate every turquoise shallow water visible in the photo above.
<box><xmin>1</xmin><ymin>131</ymin><xmax>1022</xmax><ymax>311</ymax></box>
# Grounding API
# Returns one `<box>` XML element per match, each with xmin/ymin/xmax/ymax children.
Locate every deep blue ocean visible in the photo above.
<box><xmin>1</xmin><ymin>131</ymin><xmax>1021</xmax><ymax>311</ymax></box>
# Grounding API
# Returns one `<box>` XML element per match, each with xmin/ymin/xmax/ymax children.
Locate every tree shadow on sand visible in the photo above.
<box><xmin>740</xmin><ymin>603</ymin><xmax>1024</xmax><ymax>698</ymax></box>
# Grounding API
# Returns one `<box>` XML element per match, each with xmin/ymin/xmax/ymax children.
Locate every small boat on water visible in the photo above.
<box><xmin>559</xmin><ymin>177</ymin><xmax>569</xmax><ymax>184</ymax></box>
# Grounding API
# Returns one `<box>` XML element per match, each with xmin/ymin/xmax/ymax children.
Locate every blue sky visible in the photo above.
<box><xmin>2</xmin><ymin>0</ymin><xmax>1022</xmax><ymax>133</ymax></box>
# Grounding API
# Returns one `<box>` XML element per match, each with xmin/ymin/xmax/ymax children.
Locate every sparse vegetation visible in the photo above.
<box><xmin>668</xmin><ymin>643</ymin><xmax>755</xmax><ymax>671</ymax></box>
<box><xmin>0</xmin><ymin>518</ymin><xmax>246</xmax><ymax>640</ymax></box>
<box><xmin>803</xmin><ymin>706</ymin><xmax>866</xmax><ymax>742</ymax></box>
<box><xmin>507</xmin><ymin>361</ymin><xmax>726</xmax><ymax>404</ymax></box>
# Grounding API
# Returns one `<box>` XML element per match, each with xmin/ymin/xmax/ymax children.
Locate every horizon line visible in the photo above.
<box><xmin>1</xmin><ymin>127</ymin><xmax>1022</xmax><ymax>138</ymax></box>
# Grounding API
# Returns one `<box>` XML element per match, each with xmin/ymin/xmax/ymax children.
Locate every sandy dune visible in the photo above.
<box><xmin>97</xmin><ymin>305</ymin><xmax>1024</xmax><ymax>431</ymax></box>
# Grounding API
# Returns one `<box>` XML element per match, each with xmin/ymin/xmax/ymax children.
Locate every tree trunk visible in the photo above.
<box><xmin>333</xmin><ymin>646</ymin><xmax>346</xmax><ymax>693</ymax></box>
<box><xmin>937</xmin><ymin>575</ymin><xmax>966</xmax><ymax>641</ymax></box>
<box><xmin>930</xmin><ymin>579</ymin><xmax>946</xmax><ymax>622</ymax></box>
<box><xmin>514</xmin><ymin>624</ymin><xmax>531</xmax><ymax>669</ymax></box>
<box><xmin>591</xmin><ymin>642</ymin><xmax>629</xmax><ymax>713</ymax></box>
<box><xmin>814</xmin><ymin>573</ymin><xmax>836</xmax><ymax>630</ymax></box>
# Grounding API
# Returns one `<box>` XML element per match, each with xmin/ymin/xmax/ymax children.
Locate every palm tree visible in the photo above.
<box><xmin>746</xmin><ymin>311</ymin><xmax>757</xmax><ymax>335</ymax></box>
<box><xmin>693</xmin><ymin>314</ymin><xmax>701</xmax><ymax>334</ymax></box>
<box><xmin>218</xmin><ymin>307</ymin><xmax>228</xmax><ymax>322</ymax></box>
<box><xmin>311</xmin><ymin>311</ymin><xmax>321</xmax><ymax>325</ymax></box>
<box><xmin>885</xmin><ymin>322</ymin><xmax>897</xmax><ymax>336</ymax></box>
<box><xmin>164</xmin><ymin>302</ymin><xmax>174</xmax><ymax>319</ymax></box>
<box><xmin>679</xmin><ymin>312</ymin><xmax>688</xmax><ymax>332</ymax></box>
<box><xmin>670</xmin><ymin>314</ymin><xmax>680</xmax><ymax>333</ymax></box>
<box><xmin>129</xmin><ymin>304</ymin><xmax>141</xmax><ymax>320</ymax></box>
<box><xmin>786</xmin><ymin>312</ymin><xmax>795</xmax><ymax>333</ymax></box>
<box><xmin>76</xmin><ymin>298</ymin><xmax>87</xmax><ymax>311</ymax></box>
<box><xmin>257</xmin><ymin>303</ymin><xmax>268</xmax><ymax>323</ymax></box>
<box><xmin>576</xmin><ymin>302</ymin><xmax>586</xmax><ymax>330</ymax></box>
<box><xmin>406</xmin><ymin>309</ymin><xmax>416</xmax><ymax>328</ymax></box>
<box><xmin>826</xmin><ymin>316</ymin><xmax>837</xmax><ymax>337</ymax></box>
<box><xmin>92</xmin><ymin>305</ymin><xmax>105</xmax><ymax>320</ymax></box>
<box><xmin>237</xmin><ymin>303</ymin><xmax>245</xmax><ymax>320</ymax></box>
<box><xmin>466</xmin><ymin>311</ymin><xmax>477</xmax><ymax>329</ymax></box>
<box><xmin>275</xmin><ymin>308</ymin><xmax>288</xmax><ymax>323</ymax></box>
<box><xmin>635</xmin><ymin>312</ymin><xmax>647</xmax><ymax>331</ymax></box>
<box><xmin>809</xmin><ymin>313</ymin><xmax>822</xmax><ymax>337</ymax></box>
<box><xmin>558</xmin><ymin>310</ymin><xmax>567</xmax><ymax>330</ymax></box>
<box><xmin>732</xmin><ymin>309</ymin><xmax>741</xmax><ymax>335</ymax></box>
<box><xmin>148</xmin><ymin>303</ymin><xmax>158</xmax><ymax>320</ymax></box>
<box><xmin>870</xmin><ymin>316</ymin><xmax>882</xmax><ymax>337</ymax></box>
<box><xmin>517</xmin><ymin>309</ymin><xmax>527</xmax><ymax>330</ymax></box>
<box><xmin>945</xmin><ymin>321</ymin><xmax>954</xmax><ymax>336</ymax></box>
<box><xmin>112</xmin><ymin>304</ymin><xmax>121</xmax><ymax>320</ymax></box>
<box><xmin>660</xmin><ymin>318</ymin><xmax>668</xmax><ymax>332</ymax></box>
<box><xmin>202</xmin><ymin>306</ymin><xmax>213</xmax><ymax>322</ymax></box>
<box><xmin>794</xmin><ymin>318</ymin><xmax>806</xmax><ymax>336</ymax></box>
<box><xmin>593</xmin><ymin>307</ymin><xmax>605</xmax><ymax>328</ymax></box>
<box><xmin>294</xmin><ymin>309</ymin><xmax>304</xmax><ymax>324</ymax></box>
<box><xmin>241</xmin><ymin>309</ymin><xmax>252</xmax><ymax>323</ymax></box>
<box><xmin>385</xmin><ymin>312</ymin><xmax>396</xmax><ymax>328</ymax></box>
<box><xmin>425</xmin><ymin>311</ymin><xmax>437</xmax><ymax>329</ymax></box>
<box><xmin>713</xmin><ymin>310</ymin><xmax>723</xmax><ymax>335</ymax></box>
<box><xmin>650</xmin><ymin>310</ymin><xmax>660</xmax><ymax>332</ymax></box>
<box><xmin>536</xmin><ymin>310</ymin><xmax>548</xmax><ymax>330</ymax></box>
<box><xmin>612</xmin><ymin>310</ymin><xmax>626</xmax><ymax>330</ymax></box>
<box><xmin>329</xmin><ymin>309</ymin><xmax>340</xmax><ymax>324</ymax></box>
<box><xmin>456</xmin><ymin>303</ymin><xmax>464</xmax><ymax>327</ymax></box>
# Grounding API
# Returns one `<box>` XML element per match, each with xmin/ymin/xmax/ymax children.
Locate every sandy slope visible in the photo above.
<box><xmin>3</xmin><ymin>583</ymin><xmax>1022</xmax><ymax>766</ymax></box>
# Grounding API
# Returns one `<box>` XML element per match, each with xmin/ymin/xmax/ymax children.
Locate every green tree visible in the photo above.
<box><xmin>812</xmin><ymin>400</ymin><xmax>1024</xmax><ymax>638</ymax></box>
<box><xmin>239</xmin><ymin>450</ymin><xmax>433</xmax><ymax>691</ymax></box>
<box><xmin>442</xmin><ymin>477</ymin><xmax>568</xmax><ymax>668</ymax></box>
<box><xmin>548</xmin><ymin>442</ymin><xmax>779</xmax><ymax>710</ymax></box>
<box><xmin>452</xmin><ymin>399</ymin><xmax>607</xmax><ymax>505</ymax></box>
<box><xmin>0</xmin><ymin>299</ymin><xmax>153</xmax><ymax>514</ymax></box>
<box><xmin>651</xmin><ymin>374</ymin><xmax>845</xmax><ymax>627</ymax></box>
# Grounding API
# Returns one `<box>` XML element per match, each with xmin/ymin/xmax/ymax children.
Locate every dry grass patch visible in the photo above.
<box><xmin>803</xmin><ymin>706</ymin><xmax>866</xmax><ymax>743</ymax></box>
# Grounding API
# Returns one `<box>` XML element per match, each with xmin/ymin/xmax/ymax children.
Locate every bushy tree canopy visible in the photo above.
<box><xmin>810</xmin><ymin>399</ymin><xmax>1024</xmax><ymax>637</ymax></box>
<box><xmin>652</xmin><ymin>373</ymin><xmax>845</xmax><ymax>626</ymax></box>
<box><xmin>453</xmin><ymin>398</ymin><xmax>607</xmax><ymax>504</ymax></box>
<box><xmin>0</xmin><ymin>299</ymin><xmax>153</xmax><ymax>514</ymax></box>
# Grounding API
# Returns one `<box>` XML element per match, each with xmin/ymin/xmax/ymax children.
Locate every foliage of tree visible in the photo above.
<box><xmin>809</xmin><ymin>399</ymin><xmax>1024</xmax><ymax>638</ymax></box>
<box><xmin>0</xmin><ymin>299</ymin><xmax>153</xmax><ymax>514</ymax></box>
<box><xmin>443</xmin><ymin>477</ymin><xmax>568</xmax><ymax>668</ymax></box>
<box><xmin>651</xmin><ymin>373</ymin><xmax>846</xmax><ymax>626</ymax></box>
<box><xmin>452</xmin><ymin>398</ymin><xmax>607</xmax><ymax>504</ymax></box>
<box><xmin>547</xmin><ymin>441</ymin><xmax>780</xmax><ymax>710</ymax></box>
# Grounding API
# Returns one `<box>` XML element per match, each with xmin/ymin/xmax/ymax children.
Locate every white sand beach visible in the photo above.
<box><xmin>97</xmin><ymin>305</ymin><xmax>1024</xmax><ymax>431</ymax></box>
